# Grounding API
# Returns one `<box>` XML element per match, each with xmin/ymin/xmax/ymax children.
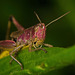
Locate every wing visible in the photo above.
<box><xmin>0</xmin><ymin>40</ymin><xmax>16</xmax><ymax>51</ymax></box>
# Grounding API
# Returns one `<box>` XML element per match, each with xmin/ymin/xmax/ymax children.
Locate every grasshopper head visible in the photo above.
<box><xmin>33</xmin><ymin>23</ymin><xmax>46</xmax><ymax>48</ymax></box>
<box><xmin>33</xmin><ymin>11</ymin><xmax>70</xmax><ymax>48</ymax></box>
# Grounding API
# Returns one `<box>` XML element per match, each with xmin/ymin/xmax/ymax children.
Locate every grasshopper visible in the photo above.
<box><xmin>0</xmin><ymin>11</ymin><xmax>70</xmax><ymax>69</ymax></box>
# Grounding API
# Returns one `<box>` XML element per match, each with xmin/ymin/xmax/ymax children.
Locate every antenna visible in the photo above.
<box><xmin>34</xmin><ymin>11</ymin><xmax>42</xmax><ymax>23</ymax></box>
<box><xmin>46</xmin><ymin>11</ymin><xmax>70</xmax><ymax>27</ymax></box>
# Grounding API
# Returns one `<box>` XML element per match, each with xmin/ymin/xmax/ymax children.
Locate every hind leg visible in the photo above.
<box><xmin>6</xmin><ymin>16</ymin><xmax>24</xmax><ymax>40</ymax></box>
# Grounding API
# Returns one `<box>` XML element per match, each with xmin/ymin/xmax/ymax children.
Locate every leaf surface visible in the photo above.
<box><xmin>0</xmin><ymin>46</ymin><xmax>75</xmax><ymax>75</ymax></box>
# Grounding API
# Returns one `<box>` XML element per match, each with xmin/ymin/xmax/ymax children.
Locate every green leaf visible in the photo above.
<box><xmin>0</xmin><ymin>46</ymin><xmax>75</xmax><ymax>75</ymax></box>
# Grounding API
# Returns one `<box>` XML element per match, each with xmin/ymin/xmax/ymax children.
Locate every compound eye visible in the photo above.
<box><xmin>39</xmin><ymin>24</ymin><xmax>43</xmax><ymax>28</ymax></box>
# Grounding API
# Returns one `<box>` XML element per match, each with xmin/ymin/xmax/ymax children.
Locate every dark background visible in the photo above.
<box><xmin>0</xmin><ymin>0</ymin><xmax>75</xmax><ymax>74</ymax></box>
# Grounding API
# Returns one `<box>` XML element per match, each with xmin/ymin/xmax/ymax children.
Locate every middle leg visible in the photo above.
<box><xmin>9</xmin><ymin>44</ymin><xmax>25</xmax><ymax>70</ymax></box>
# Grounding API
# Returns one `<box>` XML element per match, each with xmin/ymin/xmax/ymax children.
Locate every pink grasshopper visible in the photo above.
<box><xmin>0</xmin><ymin>11</ymin><xmax>70</xmax><ymax>69</ymax></box>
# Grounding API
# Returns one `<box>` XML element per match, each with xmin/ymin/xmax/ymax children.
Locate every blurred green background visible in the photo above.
<box><xmin>0</xmin><ymin>0</ymin><xmax>75</xmax><ymax>74</ymax></box>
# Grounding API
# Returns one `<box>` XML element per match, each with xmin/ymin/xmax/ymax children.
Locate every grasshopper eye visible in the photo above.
<box><xmin>40</xmin><ymin>25</ymin><xmax>43</xmax><ymax>28</ymax></box>
<box><xmin>39</xmin><ymin>24</ymin><xmax>43</xmax><ymax>28</ymax></box>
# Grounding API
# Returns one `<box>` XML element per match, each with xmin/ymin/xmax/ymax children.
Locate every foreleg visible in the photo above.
<box><xmin>29</xmin><ymin>47</ymin><xmax>47</xmax><ymax>53</ymax></box>
<box><xmin>30</xmin><ymin>43</ymin><xmax>53</xmax><ymax>53</ymax></box>
<box><xmin>43</xmin><ymin>43</ymin><xmax>53</xmax><ymax>47</ymax></box>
